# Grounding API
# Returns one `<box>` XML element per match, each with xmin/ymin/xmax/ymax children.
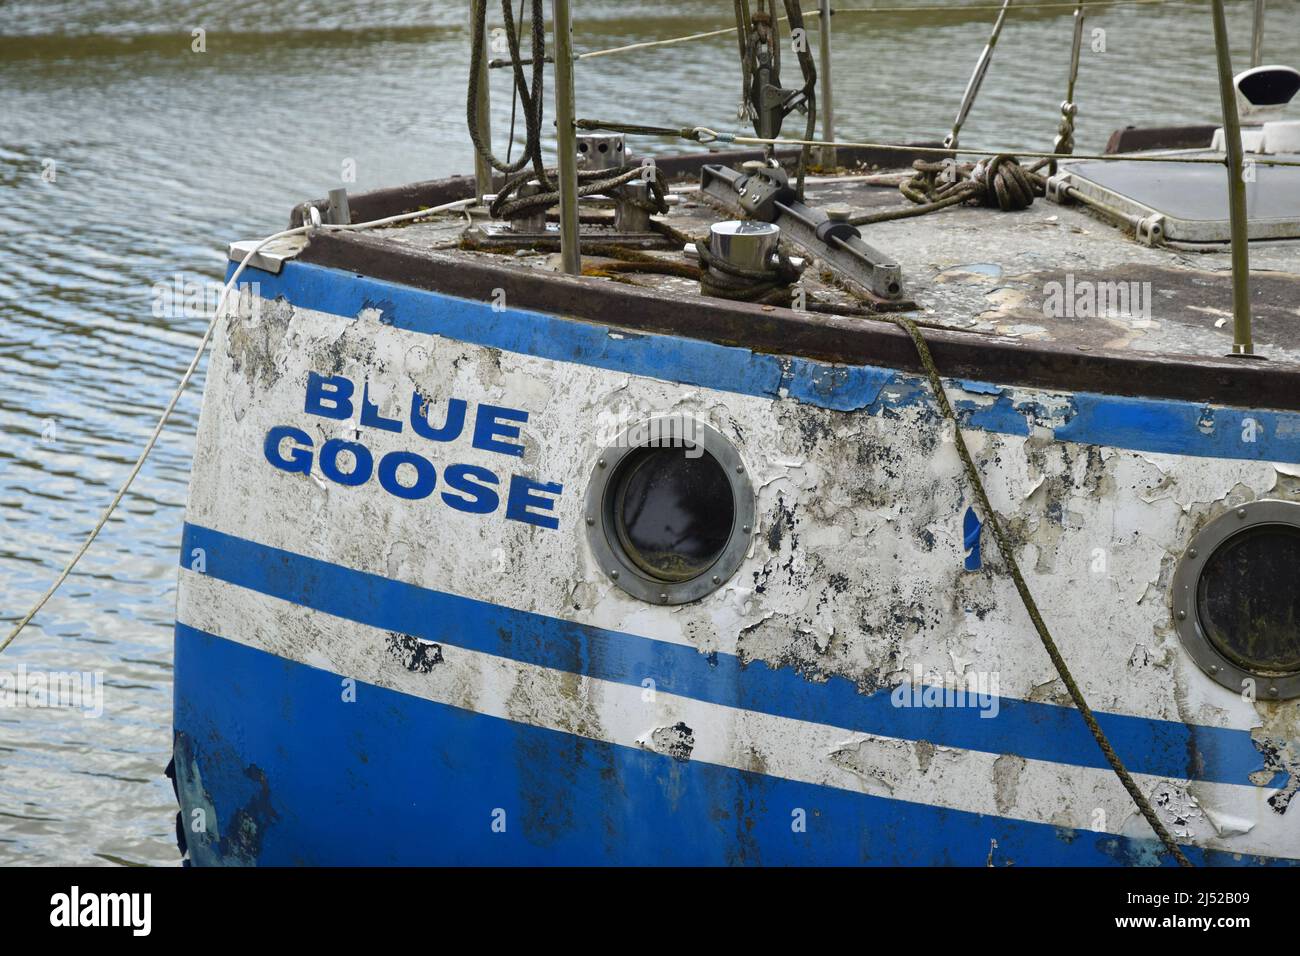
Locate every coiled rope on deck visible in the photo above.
<box><xmin>850</xmin><ymin>154</ymin><xmax>1049</xmax><ymax>224</ymax></box>
<box><xmin>490</xmin><ymin>162</ymin><xmax>669</xmax><ymax>220</ymax></box>
<box><xmin>637</xmin><ymin>155</ymin><xmax>1195</xmax><ymax>867</ymax></box>
<box><xmin>0</xmin><ymin>197</ymin><xmax>476</xmax><ymax>656</ymax></box>
<box><xmin>887</xmin><ymin>314</ymin><xmax>1194</xmax><ymax>867</ymax></box>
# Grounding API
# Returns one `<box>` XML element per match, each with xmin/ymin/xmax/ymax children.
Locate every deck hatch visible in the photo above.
<box><xmin>1060</xmin><ymin>153</ymin><xmax>1300</xmax><ymax>242</ymax></box>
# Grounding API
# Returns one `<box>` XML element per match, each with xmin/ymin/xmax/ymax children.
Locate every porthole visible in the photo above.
<box><xmin>1171</xmin><ymin>499</ymin><xmax>1300</xmax><ymax>699</ymax></box>
<box><xmin>585</xmin><ymin>418</ymin><xmax>754</xmax><ymax>605</ymax></box>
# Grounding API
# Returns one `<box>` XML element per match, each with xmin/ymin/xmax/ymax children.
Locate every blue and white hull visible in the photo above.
<box><xmin>172</xmin><ymin>254</ymin><xmax>1300</xmax><ymax>866</ymax></box>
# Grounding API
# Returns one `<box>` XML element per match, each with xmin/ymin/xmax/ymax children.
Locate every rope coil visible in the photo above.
<box><xmin>468</xmin><ymin>0</ymin><xmax>551</xmax><ymax>188</ymax></box>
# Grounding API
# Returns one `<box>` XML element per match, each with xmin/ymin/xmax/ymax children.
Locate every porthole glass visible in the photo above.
<box><xmin>612</xmin><ymin>446</ymin><xmax>735</xmax><ymax>582</ymax></box>
<box><xmin>1196</xmin><ymin>525</ymin><xmax>1300</xmax><ymax>674</ymax></box>
<box><xmin>1172</xmin><ymin>500</ymin><xmax>1300</xmax><ymax>699</ymax></box>
<box><xmin>586</xmin><ymin>418</ymin><xmax>754</xmax><ymax>605</ymax></box>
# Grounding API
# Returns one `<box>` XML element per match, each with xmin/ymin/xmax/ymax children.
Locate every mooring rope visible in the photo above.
<box><xmin>648</xmin><ymin>180</ymin><xmax>1195</xmax><ymax>866</ymax></box>
<box><xmin>0</xmin><ymin>197</ymin><xmax>476</xmax><ymax>656</ymax></box>
<box><xmin>887</xmin><ymin>314</ymin><xmax>1194</xmax><ymax>867</ymax></box>
<box><xmin>696</xmin><ymin>237</ymin><xmax>803</xmax><ymax>305</ymax></box>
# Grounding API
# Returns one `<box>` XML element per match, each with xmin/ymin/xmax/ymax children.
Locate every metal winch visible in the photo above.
<box><xmin>688</xmin><ymin>220</ymin><xmax>805</xmax><ymax>305</ymax></box>
<box><xmin>699</xmin><ymin>162</ymin><xmax>907</xmax><ymax>305</ymax></box>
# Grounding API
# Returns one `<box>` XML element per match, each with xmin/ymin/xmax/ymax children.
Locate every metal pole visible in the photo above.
<box><xmin>817</xmin><ymin>0</ymin><xmax>836</xmax><ymax>169</ymax></box>
<box><xmin>1211</xmin><ymin>0</ymin><xmax>1253</xmax><ymax>356</ymax></box>
<box><xmin>551</xmin><ymin>0</ymin><xmax>581</xmax><ymax>275</ymax></box>
<box><xmin>945</xmin><ymin>0</ymin><xmax>1014</xmax><ymax>150</ymax></box>
<box><xmin>1050</xmin><ymin>4</ymin><xmax>1085</xmax><ymax>177</ymax></box>
<box><xmin>1251</xmin><ymin>0</ymin><xmax>1266</xmax><ymax>68</ymax></box>
<box><xmin>473</xmin><ymin>7</ymin><xmax>493</xmax><ymax>203</ymax></box>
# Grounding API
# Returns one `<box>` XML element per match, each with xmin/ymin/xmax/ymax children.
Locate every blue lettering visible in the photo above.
<box><xmin>473</xmin><ymin>404</ymin><xmax>528</xmax><ymax>457</ymax></box>
<box><xmin>361</xmin><ymin>382</ymin><xmax>403</xmax><ymax>433</ymax></box>
<box><xmin>505</xmin><ymin>475</ymin><xmax>562</xmax><ymax>529</ymax></box>
<box><xmin>319</xmin><ymin>438</ymin><xmax>373</xmax><ymax>486</ymax></box>
<box><xmin>264</xmin><ymin>425</ymin><xmax>314</xmax><ymax>474</ymax></box>
<box><xmin>377</xmin><ymin>450</ymin><xmax>437</xmax><ymax>500</ymax></box>
<box><xmin>411</xmin><ymin>393</ymin><xmax>467</xmax><ymax>443</ymax></box>
<box><xmin>441</xmin><ymin>463</ymin><xmax>500</xmax><ymax>514</ymax></box>
<box><xmin>305</xmin><ymin>372</ymin><xmax>354</xmax><ymax>420</ymax></box>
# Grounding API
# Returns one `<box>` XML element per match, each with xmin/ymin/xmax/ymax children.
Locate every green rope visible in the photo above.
<box><xmin>887</xmin><ymin>314</ymin><xmax>1194</xmax><ymax>868</ymax></box>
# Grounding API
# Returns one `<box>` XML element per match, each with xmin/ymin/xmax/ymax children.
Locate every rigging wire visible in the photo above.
<box><xmin>506</xmin><ymin>0</ymin><xmax>527</xmax><ymax>163</ymax></box>
<box><xmin>573</xmin><ymin>0</ymin><xmax>1199</xmax><ymax>63</ymax></box>
<box><xmin>574</xmin><ymin>119</ymin><xmax>1300</xmax><ymax>166</ymax></box>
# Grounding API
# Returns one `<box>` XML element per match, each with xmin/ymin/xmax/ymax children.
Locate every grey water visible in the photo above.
<box><xmin>1</xmin><ymin>0</ymin><xmax>1295</xmax><ymax>865</ymax></box>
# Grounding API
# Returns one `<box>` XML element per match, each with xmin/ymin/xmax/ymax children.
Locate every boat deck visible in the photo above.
<box><xmin>364</xmin><ymin>160</ymin><xmax>1300</xmax><ymax>366</ymax></box>
<box><xmin>274</xmin><ymin>145</ymin><xmax>1300</xmax><ymax>411</ymax></box>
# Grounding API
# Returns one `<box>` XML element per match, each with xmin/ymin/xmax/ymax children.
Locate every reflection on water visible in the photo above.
<box><xmin>0</xmin><ymin>0</ymin><xmax>1293</xmax><ymax>865</ymax></box>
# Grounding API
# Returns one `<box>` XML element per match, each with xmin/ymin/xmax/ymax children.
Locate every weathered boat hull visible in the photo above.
<box><xmin>171</xmin><ymin>251</ymin><xmax>1300</xmax><ymax>866</ymax></box>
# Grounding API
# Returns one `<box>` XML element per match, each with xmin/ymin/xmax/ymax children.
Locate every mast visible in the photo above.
<box><xmin>1210</xmin><ymin>0</ymin><xmax>1254</xmax><ymax>355</ymax></box>
<box><xmin>817</xmin><ymin>0</ymin><xmax>836</xmax><ymax>169</ymax></box>
<box><xmin>551</xmin><ymin>0</ymin><xmax>581</xmax><ymax>275</ymax></box>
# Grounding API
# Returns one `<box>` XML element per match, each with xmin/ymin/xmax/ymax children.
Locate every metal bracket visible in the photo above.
<box><xmin>1044</xmin><ymin>173</ymin><xmax>1075</xmax><ymax>205</ymax></box>
<box><xmin>699</xmin><ymin>163</ymin><xmax>906</xmax><ymax>302</ymax></box>
<box><xmin>1136</xmin><ymin>213</ymin><xmax>1167</xmax><ymax>246</ymax></box>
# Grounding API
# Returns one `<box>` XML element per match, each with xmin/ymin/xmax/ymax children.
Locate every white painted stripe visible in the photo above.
<box><xmin>184</xmin><ymin>299</ymin><xmax>1283</xmax><ymax>737</ymax></box>
<box><xmin>177</xmin><ymin>568</ymin><xmax>1297</xmax><ymax>861</ymax></box>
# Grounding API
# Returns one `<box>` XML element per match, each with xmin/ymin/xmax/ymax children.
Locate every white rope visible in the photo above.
<box><xmin>1</xmin><ymin>196</ymin><xmax>476</xmax><ymax>654</ymax></box>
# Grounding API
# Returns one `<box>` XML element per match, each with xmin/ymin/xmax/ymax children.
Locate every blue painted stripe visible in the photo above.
<box><xmin>229</xmin><ymin>258</ymin><xmax>1300</xmax><ymax>463</ymax></box>
<box><xmin>173</xmin><ymin>623</ymin><xmax>1291</xmax><ymax>865</ymax></box>
<box><xmin>180</xmin><ymin>522</ymin><xmax>1276</xmax><ymax>789</ymax></box>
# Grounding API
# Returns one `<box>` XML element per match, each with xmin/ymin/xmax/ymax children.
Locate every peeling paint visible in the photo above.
<box><xmin>175</xmin><ymin>282</ymin><xmax>1300</xmax><ymax>863</ymax></box>
<box><xmin>641</xmin><ymin>722</ymin><xmax>696</xmax><ymax>762</ymax></box>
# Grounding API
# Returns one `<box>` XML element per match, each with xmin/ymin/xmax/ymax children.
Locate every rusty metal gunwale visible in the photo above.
<box><xmin>298</xmin><ymin>230</ymin><xmax>1300</xmax><ymax>412</ymax></box>
<box><xmin>291</xmin><ymin>142</ymin><xmax>1300</xmax><ymax>412</ymax></box>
